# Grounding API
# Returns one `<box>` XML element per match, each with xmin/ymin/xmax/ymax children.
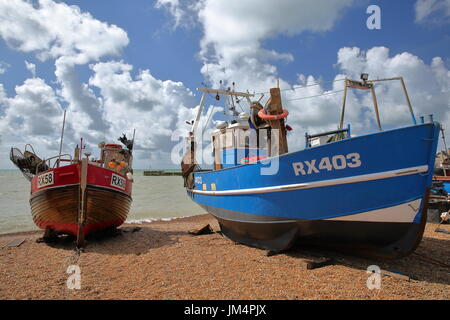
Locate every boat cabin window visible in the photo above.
<box><xmin>236</xmin><ymin>129</ymin><xmax>250</xmax><ymax>148</ymax></box>
<box><xmin>225</xmin><ymin>130</ymin><xmax>234</xmax><ymax>149</ymax></box>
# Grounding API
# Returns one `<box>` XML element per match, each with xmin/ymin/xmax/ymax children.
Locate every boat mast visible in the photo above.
<box><xmin>193</xmin><ymin>87</ymin><xmax>290</xmax><ymax>156</ymax></box>
<box><xmin>192</xmin><ymin>91</ymin><xmax>207</xmax><ymax>137</ymax></box>
<box><xmin>182</xmin><ymin>88</ymin><xmax>254</xmax><ymax>176</ymax></box>
<box><xmin>440</xmin><ymin>125</ymin><xmax>448</xmax><ymax>177</ymax></box>
<box><xmin>194</xmin><ymin>88</ymin><xmax>254</xmax><ymax>136</ymax></box>
<box><xmin>57</xmin><ymin>109</ymin><xmax>67</xmax><ymax>167</ymax></box>
<box><xmin>131</xmin><ymin>128</ymin><xmax>136</xmax><ymax>154</ymax></box>
<box><xmin>192</xmin><ymin>87</ymin><xmax>254</xmax><ymax>145</ymax></box>
<box><xmin>441</xmin><ymin>125</ymin><xmax>448</xmax><ymax>153</ymax></box>
<box><xmin>339</xmin><ymin>78</ymin><xmax>348</xmax><ymax>130</ymax></box>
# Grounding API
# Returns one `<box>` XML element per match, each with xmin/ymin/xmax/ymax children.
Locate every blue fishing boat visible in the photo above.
<box><xmin>181</xmin><ymin>75</ymin><xmax>440</xmax><ymax>259</ymax></box>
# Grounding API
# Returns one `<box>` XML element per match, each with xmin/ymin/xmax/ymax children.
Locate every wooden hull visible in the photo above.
<box><xmin>30</xmin><ymin>162</ymin><xmax>132</xmax><ymax>239</ymax></box>
<box><xmin>30</xmin><ymin>185</ymin><xmax>131</xmax><ymax>237</ymax></box>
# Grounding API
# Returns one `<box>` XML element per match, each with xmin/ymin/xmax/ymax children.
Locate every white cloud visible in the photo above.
<box><xmin>55</xmin><ymin>59</ymin><xmax>110</xmax><ymax>133</ymax></box>
<box><xmin>158</xmin><ymin>1</ymin><xmax>450</xmax><ymax>152</ymax></box>
<box><xmin>0</xmin><ymin>0</ymin><xmax>131</xmax><ymax>167</ymax></box>
<box><xmin>158</xmin><ymin>0</ymin><xmax>356</xmax><ymax>91</ymax></box>
<box><xmin>282</xmin><ymin>47</ymin><xmax>449</xmax><ymax>151</ymax></box>
<box><xmin>0</xmin><ymin>0</ymin><xmax>129</xmax><ymax>63</ymax></box>
<box><xmin>156</xmin><ymin>0</ymin><xmax>365</xmax><ymax>150</ymax></box>
<box><xmin>24</xmin><ymin>60</ymin><xmax>36</xmax><ymax>77</ymax></box>
<box><xmin>0</xmin><ymin>0</ymin><xmax>448</xmax><ymax>170</ymax></box>
<box><xmin>88</xmin><ymin>60</ymin><xmax>199</xmax><ymax>166</ymax></box>
<box><xmin>0</xmin><ymin>61</ymin><xmax>10</xmax><ymax>74</ymax></box>
<box><xmin>155</xmin><ymin>0</ymin><xmax>184</xmax><ymax>28</ymax></box>
<box><xmin>415</xmin><ymin>0</ymin><xmax>450</xmax><ymax>24</ymax></box>
<box><xmin>0</xmin><ymin>0</ymin><xmax>201</xmax><ymax>169</ymax></box>
<box><xmin>0</xmin><ymin>77</ymin><xmax>64</xmax><ymax>150</ymax></box>
<box><xmin>0</xmin><ymin>0</ymin><xmax>130</xmax><ymax>140</ymax></box>
<box><xmin>337</xmin><ymin>47</ymin><xmax>450</xmax><ymax>126</ymax></box>
<box><xmin>277</xmin><ymin>47</ymin><xmax>449</xmax><ymax>151</ymax></box>
<box><xmin>198</xmin><ymin>0</ymin><xmax>355</xmax><ymax>45</ymax></box>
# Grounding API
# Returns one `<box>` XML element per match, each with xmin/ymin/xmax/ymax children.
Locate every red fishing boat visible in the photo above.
<box><xmin>10</xmin><ymin>128</ymin><xmax>135</xmax><ymax>246</ymax></box>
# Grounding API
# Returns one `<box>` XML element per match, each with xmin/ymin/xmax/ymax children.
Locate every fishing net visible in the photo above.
<box><xmin>10</xmin><ymin>147</ymin><xmax>49</xmax><ymax>181</ymax></box>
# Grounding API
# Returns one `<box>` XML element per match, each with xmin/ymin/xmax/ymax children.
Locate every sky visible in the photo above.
<box><xmin>0</xmin><ymin>0</ymin><xmax>449</xmax><ymax>169</ymax></box>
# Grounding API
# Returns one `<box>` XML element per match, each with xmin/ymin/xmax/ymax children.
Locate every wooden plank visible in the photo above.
<box><xmin>298</xmin><ymin>257</ymin><xmax>333</xmax><ymax>270</ymax></box>
<box><xmin>188</xmin><ymin>224</ymin><xmax>213</xmax><ymax>235</ymax></box>
<box><xmin>381</xmin><ymin>269</ymin><xmax>411</xmax><ymax>281</ymax></box>
<box><xmin>435</xmin><ymin>228</ymin><xmax>450</xmax><ymax>234</ymax></box>
<box><xmin>2</xmin><ymin>239</ymin><xmax>25</xmax><ymax>248</ymax></box>
<box><xmin>433</xmin><ymin>176</ymin><xmax>450</xmax><ymax>181</ymax></box>
<box><xmin>197</xmin><ymin>88</ymin><xmax>254</xmax><ymax>98</ymax></box>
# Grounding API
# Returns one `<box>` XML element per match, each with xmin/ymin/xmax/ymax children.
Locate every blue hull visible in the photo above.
<box><xmin>187</xmin><ymin>123</ymin><xmax>440</xmax><ymax>258</ymax></box>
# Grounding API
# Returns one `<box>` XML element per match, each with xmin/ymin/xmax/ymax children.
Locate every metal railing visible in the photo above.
<box><xmin>35</xmin><ymin>154</ymin><xmax>73</xmax><ymax>174</ymax></box>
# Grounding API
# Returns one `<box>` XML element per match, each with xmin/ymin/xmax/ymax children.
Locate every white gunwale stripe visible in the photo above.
<box><xmin>190</xmin><ymin>165</ymin><xmax>428</xmax><ymax>196</ymax></box>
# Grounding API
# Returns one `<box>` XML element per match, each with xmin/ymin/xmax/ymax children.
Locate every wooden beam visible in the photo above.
<box><xmin>76</xmin><ymin>158</ymin><xmax>88</xmax><ymax>247</ymax></box>
<box><xmin>267</xmin><ymin>87</ymin><xmax>288</xmax><ymax>155</ymax></box>
<box><xmin>370</xmin><ymin>86</ymin><xmax>382</xmax><ymax>131</ymax></box>
<box><xmin>197</xmin><ymin>88</ymin><xmax>254</xmax><ymax>98</ymax></box>
<box><xmin>381</xmin><ymin>269</ymin><xmax>411</xmax><ymax>281</ymax></box>
<box><xmin>339</xmin><ymin>78</ymin><xmax>348</xmax><ymax>130</ymax></box>
<box><xmin>188</xmin><ymin>224</ymin><xmax>214</xmax><ymax>235</ymax></box>
<box><xmin>1</xmin><ymin>239</ymin><xmax>25</xmax><ymax>248</ymax></box>
<box><xmin>298</xmin><ymin>257</ymin><xmax>333</xmax><ymax>270</ymax></box>
<box><xmin>399</xmin><ymin>77</ymin><xmax>417</xmax><ymax>125</ymax></box>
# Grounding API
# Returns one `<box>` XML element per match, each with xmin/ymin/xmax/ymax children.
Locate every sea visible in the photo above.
<box><xmin>0</xmin><ymin>170</ymin><xmax>202</xmax><ymax>235</ymax></box>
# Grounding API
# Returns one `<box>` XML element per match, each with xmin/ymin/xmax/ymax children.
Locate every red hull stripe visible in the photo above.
<box><xmin>31</xmin><ymin>163</ymin><xmax>132</xmax><ymax>196</ymax></box>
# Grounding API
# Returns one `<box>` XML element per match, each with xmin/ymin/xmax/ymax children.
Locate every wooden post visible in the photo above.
<box><xmin>77</xmin><ymin>158</ymin><xmax>88</xmax><ymax>247</ymax></box>
<box><xmin>399</xmin><ymin>77</ymin><xmax>417</xmax><ymax>125</ymax></box>
<box><xmin>181</xmin><ymin>135</ymin><xmax>197</xmax><ymax>177</ymax></box>
<box><xmin>370</xmin><ymin>86</ymin><xmax>382</xmax><ymax>131</ymax></box>
<box><xmin>298</xmin><ymin>257</ymin><xmax>333</xmax><ymax>270</ymax></box>
<box><xmin>367</xmin><ymin>77</ymin><xmax>417</xmax><ymax>126</ymax></box>
<box><xmin>268</xmin><ymin>87</ymin><xmax>288</xmax><ymax>155</ymax></box>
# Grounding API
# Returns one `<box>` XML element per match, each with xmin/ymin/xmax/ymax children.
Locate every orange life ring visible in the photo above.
<box><xmin>258</xmin><ymin>108</ymin><xmax>289</xmax><ymax>120</ymax></box>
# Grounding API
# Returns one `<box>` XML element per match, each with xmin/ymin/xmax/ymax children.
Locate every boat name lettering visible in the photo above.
<box><xmin>37</xmin><ymin>171</ymin><xmax>54</xmax><ymax>188</ymax></box>
<box><xmin>292</xmin><ymin>153</ymin><xmax>361</xmax><ymax>176</ymax></box>
<box><xmin>111</xmin><ymin>174</ymin><xmax>126</xmax><ymax>190</ymax></box>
